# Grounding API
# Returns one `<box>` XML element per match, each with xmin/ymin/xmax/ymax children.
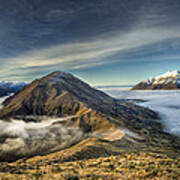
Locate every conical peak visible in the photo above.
<box><xmin>0</xmin><ymin>70</ymin><xmax>114</xmax><ymax>119</ymax></box>
<box><xmin>41</xmin><ymin>71</ymin><xmax>74</xmax><ymax>82</ymax></box>
<box><xmin>45</xmin><ymin>71</ymin><xmax>72</xmax><ymax>78</ymax></box>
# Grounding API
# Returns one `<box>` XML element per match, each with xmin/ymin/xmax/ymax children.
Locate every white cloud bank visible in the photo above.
<box><xmin>100</xmin><ymin>88</ymin><xmax>180</xmax><ymax>136</ymax></box>
<box><xmin>0</xmin><ymin>117</ymin><xmax>85</xmax><ymax>161</ymax></box>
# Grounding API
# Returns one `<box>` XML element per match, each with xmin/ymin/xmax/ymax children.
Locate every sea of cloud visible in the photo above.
<box><xmin>100</xmin><ymin>88</ymin><xmax>180</xmax><ymax>136</ymax></box>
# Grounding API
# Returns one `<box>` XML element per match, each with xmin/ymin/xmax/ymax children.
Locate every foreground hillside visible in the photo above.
<box><xmin>132</xmin><ymin>70</ymin><xmax>180</xmax><ymax>90</ymax></box>
<box><xmin>0</xmin><ymin>151</ymin><xmax>179</xmax><ymax>180</ymax></box>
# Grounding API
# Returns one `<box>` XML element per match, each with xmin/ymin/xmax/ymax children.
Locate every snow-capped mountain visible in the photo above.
<box><xmin>0</xmin><ymin>81</ymin><xmax>27</xmax><ymax>97</ymax></box>
<box><xmin>132</xmin><ymin>70</ymin><xmax>180</xmax><ymax>90</ymax></box>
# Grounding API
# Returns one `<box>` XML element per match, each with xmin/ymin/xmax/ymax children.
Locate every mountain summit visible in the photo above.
<box><xmin>132</xmin><ymin>70</ymin><xmax>180</xmax><ymax>90</ymax></box>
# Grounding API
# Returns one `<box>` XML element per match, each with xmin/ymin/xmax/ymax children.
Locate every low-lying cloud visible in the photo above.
<box><xmin>0</xmin><ymin>118</ymin><xmax>84</xmax><ymax>161</ymax></box>
<box><xmin>100</xmin><ymin>88</ymin><xmax>180</xmax><ymax>136</ymax></box>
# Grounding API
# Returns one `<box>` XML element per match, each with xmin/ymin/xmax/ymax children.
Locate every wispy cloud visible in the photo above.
<box><xmin>1</xmin><ymin>25</ymin><xmax>180</xmax><ymax>81</ymax></box>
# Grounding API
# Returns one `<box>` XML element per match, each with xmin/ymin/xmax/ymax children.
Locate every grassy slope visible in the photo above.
<box><xmin>0</xmin><ymin>152</ymin><xmax>179</xmax><ymax>180</ymax></box>
<box><xmin>0</xmin><ymin>138</ymin><xmax>180</xmax><ymax>180</ymax></box>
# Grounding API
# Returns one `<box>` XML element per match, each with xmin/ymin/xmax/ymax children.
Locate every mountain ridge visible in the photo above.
<box><xmin>132</xmin><ymin>70</ymin><xmax>180</xmax><ymax>90</ymax></box>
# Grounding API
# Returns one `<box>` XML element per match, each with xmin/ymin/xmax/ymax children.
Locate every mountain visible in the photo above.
<box><xmin>0</xmin><ymin>71</ymin><xmax>157</xmax><ymax>126</ymax></box>
<box><xmin>132</xmin><ymin>70</ymin><xmax>180</xmax><ymax>90</ymax></box>
<box><xmin>0</xmin><ymin>72</ymin><xmax>148</xmax><ymax>131</ymax></box>
<box><xmin>0</xmin><ymin>71</ymin><xmax>115</xmax><ymax>119</ymax></box>
<box><xmin>0</xmin><ymin>71</ymin><xmax>163</xmax><ymax>135</ymax></box>
<box><xmin>0</xmin><ymin>81</ymin><xmax>26</xmax><ymax>97</ymax></box>
<box><xmin>0</xmin><ymin>71</ymin><xmax>179</xmax><ymax>162</ymax></box>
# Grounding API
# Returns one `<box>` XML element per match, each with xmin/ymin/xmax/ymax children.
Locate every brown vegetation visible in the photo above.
<box><xmin>0</xmin><ymin>151</ymin><xmax>179</xmax><ymax>180</ymax></box>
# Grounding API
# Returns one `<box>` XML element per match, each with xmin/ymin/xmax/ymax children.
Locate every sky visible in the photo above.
<box><xmin>0</xmin><ymin>0</ymin><xmax>180</xmax><ymax>85</ymax></box>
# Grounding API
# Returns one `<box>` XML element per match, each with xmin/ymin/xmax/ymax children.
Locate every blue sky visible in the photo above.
<box><xmin>0</xmin><ymin>0</ymin><xmax>180</xmax><ymax>85</ymax></box>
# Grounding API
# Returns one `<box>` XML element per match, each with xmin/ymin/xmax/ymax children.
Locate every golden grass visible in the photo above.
<box><xmin>0</xmin><ymin>151</ymin><xmax>179</xmax><ymax>180</ymax></box>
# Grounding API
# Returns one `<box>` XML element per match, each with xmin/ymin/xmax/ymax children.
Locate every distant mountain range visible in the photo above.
<box><xmin>132</xmin><ymin>70</ymin><xmax>180</xmax><ymax>90</ymax></box>
<box><xmin>0</xmin><ymin>81</ymin><xmax>26</xmax><ymax>97</ymax></box>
